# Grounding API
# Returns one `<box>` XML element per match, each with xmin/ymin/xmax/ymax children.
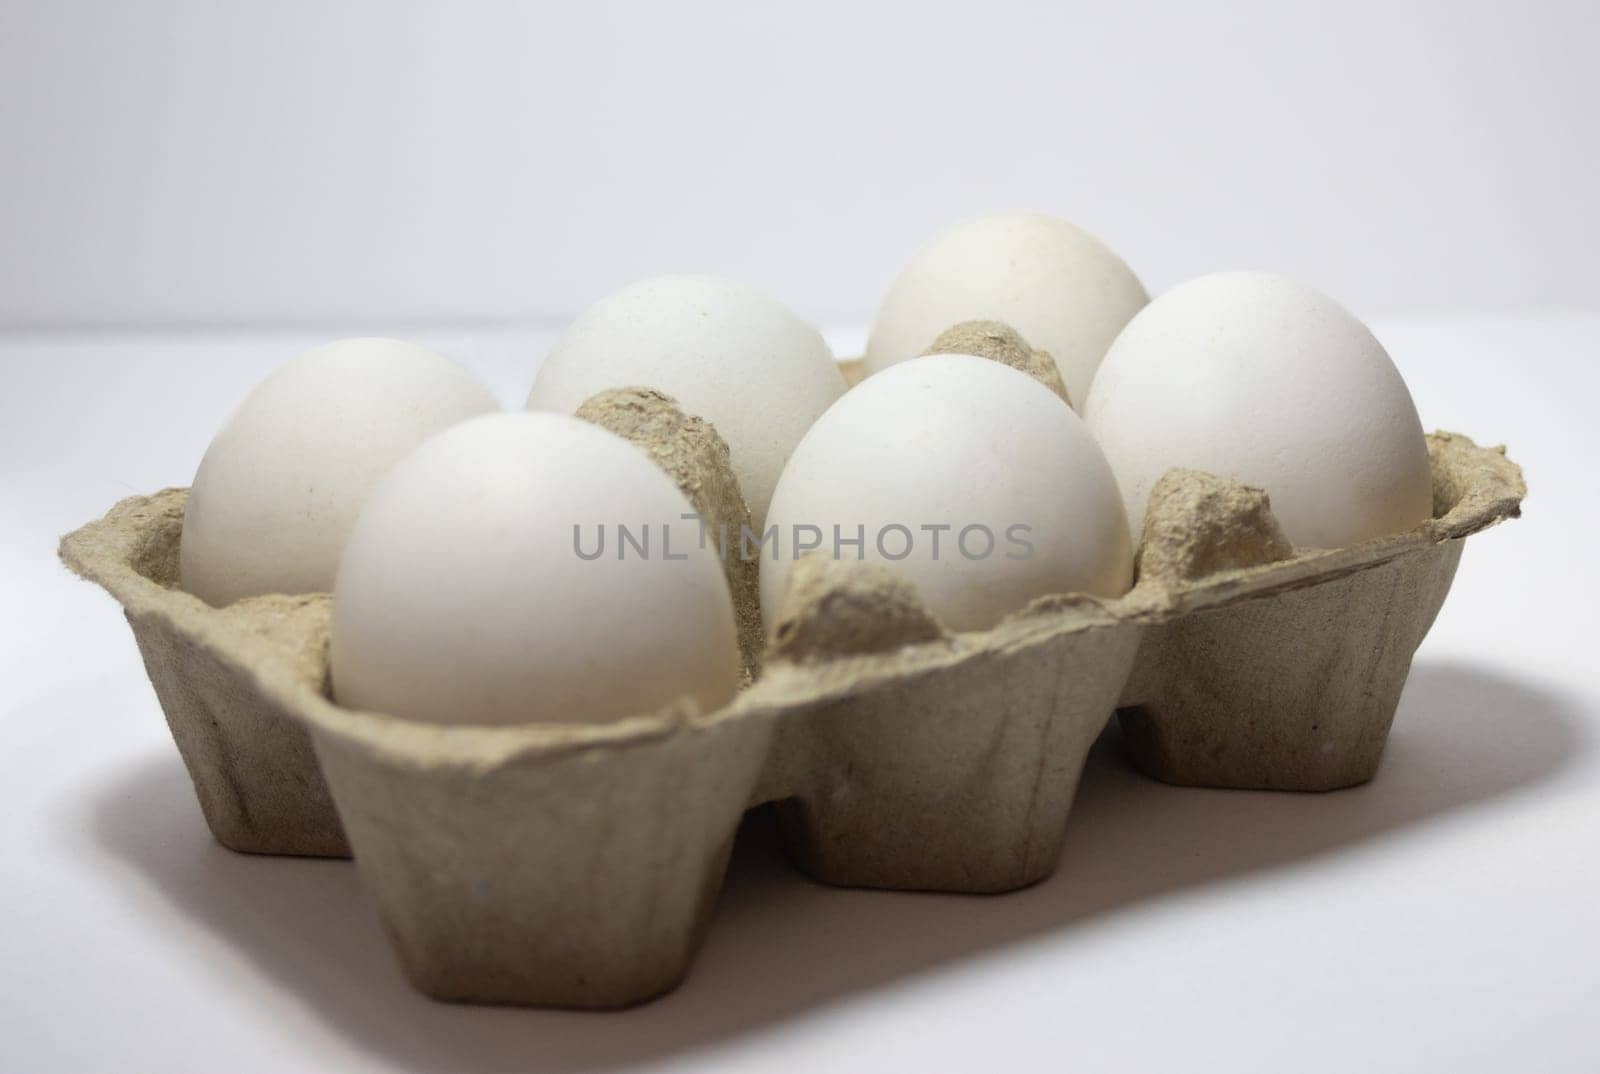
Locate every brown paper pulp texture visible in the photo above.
<box><xmin>58</xmin><ymin>413</ymin><xmax>1523</xmax><ymax>1007</ymax></box>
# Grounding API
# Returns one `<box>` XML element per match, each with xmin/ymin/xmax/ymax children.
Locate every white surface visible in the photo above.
<box><xmin>3</xmin><ymin>317</ymin><xmax>1598</xmax><ymax>1073</ymax></box>
<box><xmin>2</xmin><ymin>2</ymin><xmax>1598</xmax><ymax>328</ymax></box>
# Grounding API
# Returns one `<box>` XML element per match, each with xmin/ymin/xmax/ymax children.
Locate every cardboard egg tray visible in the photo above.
<box><xmin>58</xmin><ymin>375</ymin><xmax>1524</xmax><ymax>1009</ymax></box>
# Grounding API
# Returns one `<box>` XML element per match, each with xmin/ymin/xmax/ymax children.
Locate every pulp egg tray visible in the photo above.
<box><xmin>58</xmin><ymin>378</ymin><xmax>1524</xmax><ymax>1009</ymax></box>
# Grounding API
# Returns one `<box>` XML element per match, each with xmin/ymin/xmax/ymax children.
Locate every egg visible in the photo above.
<box><xmin>525</xmin><ymin>275</ymin><xmax>847</xmax><ymax>528</ymax></box>
<box><xmin>179</xmin><ymin>338</ymin><xmax>498</xmax><ymax>606</ymax></box>
<box><xmin>863</xmin><ymin>213</ymin><xmax>1148</xmax><ymax>407</ymax></box>
<box><xmin>760</xmin><ymin>354</ymin><xmax>1132</xmax><ymax>633</ymax></box>
<box><xmin>1083</xmin><ymin>271</ymin><xmax>1434</xmax><ymax>548</ymax></box>
<box><xmin>331</xmin><ymin>412</ymin><xmax>740</xmax><ymax>726</ymax></box>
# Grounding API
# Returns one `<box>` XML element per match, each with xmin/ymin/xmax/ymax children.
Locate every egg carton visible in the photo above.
<box><xmin>58</xmin><ymin>378</ymin><xmax>1523</xmax><ymax>1008</ymax></box>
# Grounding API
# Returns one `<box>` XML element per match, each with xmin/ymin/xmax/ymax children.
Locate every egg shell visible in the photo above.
<box><xmin>864</xmin><ymin>213</ymin><xmax>1148</xmax><ymax>407</ymax></box>
<box><xmin>330</xmin><ymin>412</ymin><xmax>740</xmax><ymax>727</ymax></box>
<box><xmin>179</xmin><ymin>338</ymin><xmax>498</xmax><ymax>606</ymax></box>
<box><xmin>761</xmin><ymin>354</ymin><xmax>1133</xmax><ymax>633</ymax></box>
<box><xmin>526</xmin><ymin>275</ymin><xmax>847</xmax><ymax>527</ymax></box>
<box><xmin>1084</xmin><ymin>271</ymin><xmax>1434</xmax><ymax>548</ymax></box>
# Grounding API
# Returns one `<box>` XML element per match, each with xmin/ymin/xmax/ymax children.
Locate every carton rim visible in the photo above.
<box><xmin>58</xmin><ymin>430</ymin><xmax>1525</xmax><ymax>773</ymax></box>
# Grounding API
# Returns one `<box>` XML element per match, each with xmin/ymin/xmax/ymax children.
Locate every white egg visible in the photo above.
<box><xmin>331</xmin><ymin>412</ymin><xmax>740</xmax><ymax>727</ymax></box>
<box><xmin>863</xmin><ymin>213</ymin><xmax>1148</xmax><ymax>407</ymax></box>
<box><xmin>525</xmin><ymin>275</ymin><xmax>847</xmax><ymax>528</ymax></box>
<box><xmin>1084</xmin><ymin>271</ymin><xmax>1433</xmax><ymax>549</ymax></box>
<box><xmin>180</xmin><ymin>338</ymin><xmax>498</xmax><ymax>606</ymax></box>
<box><xmin>760</xmin><ymin>355</ymin><xmax>1133</xmax><ymax>633</ymax></box>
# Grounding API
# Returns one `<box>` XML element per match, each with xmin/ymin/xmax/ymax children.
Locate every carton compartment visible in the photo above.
<box><xmin>1117</xmin><ymin>539</ymin><xmax>1463</xmax><ymax>791</ymax></box>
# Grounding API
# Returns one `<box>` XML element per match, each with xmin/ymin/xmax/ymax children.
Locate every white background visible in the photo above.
<box><xmin>2</xmin><ymin>0</ymin><xmax>1597</xmax><ymax>329</ymax></box>
<box><xmin>3</xmin><ymin>2</ymin><xmax>1599</xmax><ymax>1072</ymax></box>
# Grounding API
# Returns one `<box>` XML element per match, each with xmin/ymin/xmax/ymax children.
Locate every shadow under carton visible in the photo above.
<box><xmin>58</xmin><ymin>419</ymin><xmax>1523</xmax><ymax>1008</ymax></box>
